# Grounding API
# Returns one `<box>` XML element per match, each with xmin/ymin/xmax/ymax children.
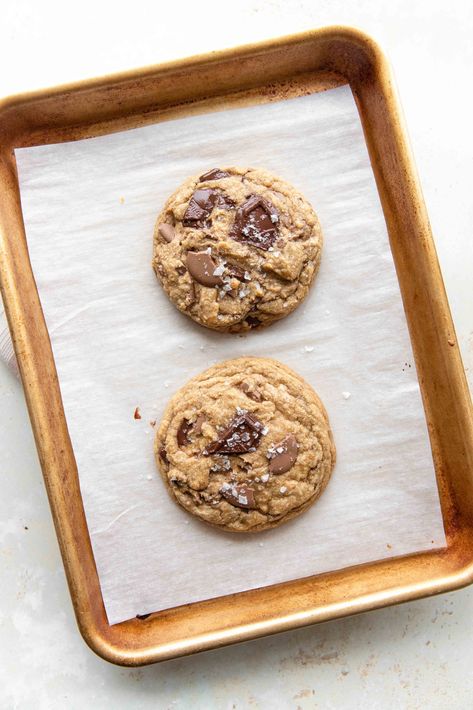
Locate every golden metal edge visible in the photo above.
<box><xmin>0</xmin><ymin>25</ymin><xmax>472</xmax><ymax>666</ymax></box>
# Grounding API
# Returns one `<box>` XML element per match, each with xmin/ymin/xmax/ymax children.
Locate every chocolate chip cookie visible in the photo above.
<box><xmin>155</xmin><ymin>357</ymin><xmax>336</xmax><ymax>532</ymax></box>
<box><xmin>152</xmin><ymin>167</ymin><xmax>322</xmax><ymax>332</ymax></box>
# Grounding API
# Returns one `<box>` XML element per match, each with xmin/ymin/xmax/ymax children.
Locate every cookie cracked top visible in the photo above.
<box><xmin>155</xmin><ymin>357</ymin><xmax>336</xmax><ymax>532</ymax></box>
<box><xmin>152</xmin><ymin>167</ymin><xmax>322</xmax><ymax>332</ymax></box>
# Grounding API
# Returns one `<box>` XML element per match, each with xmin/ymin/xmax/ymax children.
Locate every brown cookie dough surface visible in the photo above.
<box><xmin>155</xmin><ymin>357</ymin><xmax>336</xmax><ymax>532</ymax></box>
<box><xmin>152</xmin><ymin>167</ymin><xmax>322</xmax><ymax>332</ymax></box>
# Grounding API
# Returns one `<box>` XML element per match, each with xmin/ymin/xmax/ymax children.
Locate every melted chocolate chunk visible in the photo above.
<box><xmin>177</xmin><ymin>415</ymin><xmax>206</xmax><ymax>446</ymax></box>
<box><xmin>187</xmin><ymin>280</ymin><xmax>197</xmax><ymax>308</ymax></box>
<box><xmin>225</xmin><ymin>263</ymin><xmax>246</xmax><ymax>281</ymax></box>
<box><xmin>177</xmin><ymin>419</ymin><xmax>193</xmax><ymax>446</ymax></box>
<box><xmin>245</xmin><ymin>315</ymin><xmax>261</xmax><ymax>328</ymax></box>
<box><xmin>183</xmin><ymin>188</ymin><xmax>234</xmax><ymax>227</ymax></box>
<box><xmin>203</xmin><ymin>410</ymin><xmax>265</xmax><ymax>455</ymax></box>
<box><xmin>157</xmin><ymin>223</ymin><xmax>175</xmax><ymax>242</ymax></box>
<box><xmin>193</xmin><ymin>413</ymin><xmax>206</xmax><ymax>436</ymax></box>
<box><xmin>183</xmin><ymin>189</ymin><xmax>219</xmax><ymax>227</ymax></box>
<box><xmin>199</xmin><ymin>168</ymin><xmax>230</xmax><ymax>181</ymax></box>
<box><xmin>268</xmin><ymin>434</ymin><xmax>299</xmax><ymax>474</ymax></box>
<box><xmin>220</xmin><ymin>482</ymin><xmax>256</xmax><ymax>509</ymax></box>
<box><xmin>240</xmin><ymin>381</ymin><xmax>263</xmax><ymax>402</ymax></box>
<box><xmin>186</xmin><ymin>251</ymin><xmax>223</xmax><ymax>287</ymax></box>
<box><xmin>229</xmin><ymin>194</ymin><xmax>279</xmax><ymax>250</ymax></box>
<box><xmin>219</xmin><ymin>194</ymin><xmax>236</xmax><ymax>210</ymax></box>
<box><xmin>158</xmin><ymin>446</ymin><xmax>169</xmax><ymax>464</ymax></box>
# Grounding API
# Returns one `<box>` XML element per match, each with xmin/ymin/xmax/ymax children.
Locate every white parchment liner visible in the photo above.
<box><xmin>13</xmin><ymin>85</ymin><xmax>446</xmax><ymax>624</ymax></box>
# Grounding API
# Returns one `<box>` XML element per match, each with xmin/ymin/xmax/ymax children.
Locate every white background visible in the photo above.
<box><xmin>0</xmin><ymin>0</ymin><xmax>472</xmax><ymax>707</ymax></box>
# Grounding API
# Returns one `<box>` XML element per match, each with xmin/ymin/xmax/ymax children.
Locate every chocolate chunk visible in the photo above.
<box><xmin>176</xmin><ymin>264</ymin><xmax>187</xmax><ymax>275</ymax></box>
<box><xmin>158</xmin><ymin>223</ymin><xmax>175</xmax><ymax>242</ymax></box>
<box><xmin>177</xmin><ymin>415</ymin><xmax>206</xmax><ymax>446</ymax></box>
<box><xmin>218</xmin><ymin>194</ymin><xmax>235</xmax><ymax>210</ymax></box>
<box><xmin>203</xmin><ymin>410</ymin><xmax>265</xmax><ymax>455</ymax></box>
<box><xmin>229</xmin><ymin>194</ymin><xmax>279</xmax><ymax>250</ymax></box>
<box><xmin>268</xmin><ymin>434</ymin><xmax>299</xmax><ymax>474</ymax></box>
<box><xmin>240</xmin><ymin>381</ymin><xmax>263</xmax><ymax>402</ymax></box>
<box><xmin>177</xmin><ymin>419</ymin><xmax>193</xmax><ymax>446</ymax></box>
<box><xmin>220</xmin><ymin>482</ymin><xmax>256</xmax><ymax>509</ymax></box>
<box><xmin>136</xmin><ymin>613</ymin><xmax>151</xmax><ymax>620</ymax></box>
<box><xmin>183</xmin><ymin>188</ymin><xmax>233</xmax><ymax>226</ymax></box>
<box><xmin>199</xmin><ymin>168</ymin><xmax>230</xmax><ymax>181</ymax></box>
<box><xmin>186</xmin><ymin>280</ymin><xmax>197</xmax><ymax>308</ymax></box>
<box><xmin>186</xmin><ymin>251</ymin><xmax>223</xmax><ymax>287</ymax></box>
<box><xmin>225</xmin><ymin>263</ymin><xmax>246</xmax><ymax>281</ymax></box>
<box><xmin>245</xmin><ymin>315</ymin><xmax>261</xmax><ymax>328</ymax></box>
<box><xmin>158</xmin><ymin>446</ymin><xmax>169</xmax><ymax>464</ymax></box>
<box><xmin>183</xmin><ymin>188</ymin><xmax>219</xmax><ymax>227</ymax></box>
<box><xmin>193</xmin><ymin>413</ymin><xmax>206</xmax><ymax>436</ymax></box>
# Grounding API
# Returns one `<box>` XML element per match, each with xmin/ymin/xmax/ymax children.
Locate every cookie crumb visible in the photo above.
<box><xmin>119</xmin><ymin>196</ymin><xmax>125</xmax><ymax>204</ymax></box>
<box><xmin>134</xmin><ymin>407</ymin><xmax>141</xmax><ymax>419</ymax></box>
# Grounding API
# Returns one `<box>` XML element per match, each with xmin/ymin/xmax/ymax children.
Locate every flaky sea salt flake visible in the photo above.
<box><xmin>213</xmin><ymin>263</ymin><xmax>226</xmax><ymax>277</ymax></box>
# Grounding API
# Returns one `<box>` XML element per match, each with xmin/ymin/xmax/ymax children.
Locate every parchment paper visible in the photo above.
<box><xmin>14</xmin><ymin>85</ymin><xmax>446</xmax><ymax>625</ymax></box>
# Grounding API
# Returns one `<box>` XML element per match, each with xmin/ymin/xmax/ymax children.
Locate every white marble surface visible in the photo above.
<box><xmin>0</xmin><ymin>1</ymin><xmax>472</xmax><ymax>708</ymax></box>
